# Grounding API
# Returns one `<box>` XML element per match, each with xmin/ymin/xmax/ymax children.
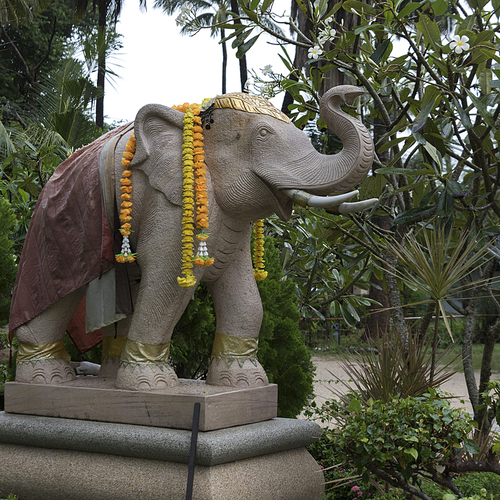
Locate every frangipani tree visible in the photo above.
<box><xmin>198</xmin><ymin>0</ymin><xmax>500</xmax><ymax>427</ymax></box>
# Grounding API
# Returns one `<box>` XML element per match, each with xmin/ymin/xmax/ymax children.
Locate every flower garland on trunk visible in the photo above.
<box><xmin>252</xmin><ymin>219</ymin><xmax>267</xmax><ymax>281</ymax></box>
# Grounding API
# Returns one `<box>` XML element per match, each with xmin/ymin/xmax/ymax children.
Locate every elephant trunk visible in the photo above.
<box><xmin>315</xmin><ymin>85</ymin><xmax>375</xmax><ymax>194</ymax></box>
<box><xmin>272</xmin><ymin>85</ymin><xmax>375</xmax><ymax>197</ymax></box>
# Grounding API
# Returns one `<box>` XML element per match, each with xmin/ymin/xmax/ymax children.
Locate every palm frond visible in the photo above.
<box><xmin>0</xmin><ymin>120</ymin><xmax>15</xmax><ymax>165</ymax></box>
<box><xmin>36</xmin><ymin>59</ymin><xmax>102</xmax><ymax>149</ymax></box>
<box><xmin>378</xmin><ymin>226</ymin><xmax>495</xmax><ymax>339</ymax></box>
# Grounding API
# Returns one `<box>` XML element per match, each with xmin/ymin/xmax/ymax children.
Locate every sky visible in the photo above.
<box><xmin>104</xmin><ymin>1</ymin><xmax>292</xmax><ymax>123</ymax></box>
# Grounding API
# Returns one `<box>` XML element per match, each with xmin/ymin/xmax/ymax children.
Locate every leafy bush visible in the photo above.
<box><xmin>332</xmin><ymin>393</ymin><xmax>477</xmax><ymax>481</ymax></box>
<box><xmin>170</xmin><ymin>282</ymin><xmax>215</xmax><ymax>380</ymax></box>
<box><xmin>256</xmin><ymin>238</ymin><xmax>315</xmax><ymax>417</ymax></box>
<box><xmin>0</xmin><ymin>196</ymin><xmax>17</xmax><ymax>324</ymax></box>
<box><xmin>308</xmin><ymin>393</ymin><xmax>485</xmax><ymax>500</ymax></box>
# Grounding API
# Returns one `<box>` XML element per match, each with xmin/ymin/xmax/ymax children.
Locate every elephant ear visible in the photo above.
<box><xmin>132</xmin><ymin>103</ymin><xmax>185</xmax><ymax>206</ymax></box>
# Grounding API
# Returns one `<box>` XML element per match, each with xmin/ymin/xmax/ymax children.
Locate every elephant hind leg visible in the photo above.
<box><xmin>14</xmin><ymin>287</ymin><xmax>85</xmax><ymax>384</ymax></box>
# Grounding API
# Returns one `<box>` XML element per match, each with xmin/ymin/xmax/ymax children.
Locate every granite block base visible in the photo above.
<box><xmin>0</xmin><ymin>412</ymin><xmax>324</xmax><ymax>500</ymax></box>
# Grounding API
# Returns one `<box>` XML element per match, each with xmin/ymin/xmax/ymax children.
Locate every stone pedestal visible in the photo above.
<box><xmin>5</xmin><ymin>379</ymin><xmax>277</xmax><ymax>431</ymax></box>
<box><xmin>0</xmin><ymin>412</ymin><xmax>324</xmax><ymax>500</ymax></box>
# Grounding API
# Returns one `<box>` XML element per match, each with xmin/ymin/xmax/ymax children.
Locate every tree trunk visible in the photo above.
<box><xmin>365</xmin><ymin>96</ymin><xmax>391</xmax><ymax>339</ymax></box>
<box><xmin>365</xmin><ymin>272</ymin><xmax>390</xmax><ymax>339</ymax></box>
<box><xmin>230</xmin><ymin>0</ymin><xmax>247</xmax><ymax>91</ymax></box>
<box><xmin>239</xmin><ymin>53</ymin><xmax>248</xmax><ymax>91</ymax></box>
<box><xmin>476</xmin><ymin>320</ymin><xmax>500</xmax><ymax>431</ymax></box>
<box><xmin>96</xmin><ymin>0</ymin><xmax>107</xmax><ymax>130</ymax></box>
<box><xmin>462</xmin><ymin>293</ymin><xmax>479</xmax><ymax>416</ymax></box>
<box><xmin>384</xmin><ymin>251</ymin><xmax>408</xmax><ymax>346</ymax></box>
<box><xmin>221</xmin><ymin>29</ymin><xmax>227</xmax><ymax>94</ymax></box>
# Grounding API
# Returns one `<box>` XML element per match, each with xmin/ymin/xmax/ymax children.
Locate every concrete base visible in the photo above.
<box><xmin>0</xmin><ymin>412</ymin><xmax>324</xmax><ymax>500</ymax></box>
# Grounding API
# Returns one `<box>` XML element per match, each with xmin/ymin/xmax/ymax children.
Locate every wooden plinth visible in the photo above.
<box><xmin>4</xmin><ymin>378</ymin><xmax>277</xmax><ymax>431</ymax></box>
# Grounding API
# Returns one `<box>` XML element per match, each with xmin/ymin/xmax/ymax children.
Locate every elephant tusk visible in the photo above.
<box><xmin>282</xmin><ymin>189</ymin><xmax>359</xmax><ymax>208</ymax></box>
<box><xmin>334</xmin><ymin>198</ymin><xmax>379</xmax><ymax>214</ymax></box>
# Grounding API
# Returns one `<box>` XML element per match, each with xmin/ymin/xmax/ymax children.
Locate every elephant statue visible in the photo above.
<box><xmin>9</xmin><ymin>85</ymin><xmax>375</xmax><ymax>391</ymax></box>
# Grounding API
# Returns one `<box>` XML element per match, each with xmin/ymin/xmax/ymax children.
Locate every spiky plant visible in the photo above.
<box><xmin>329</xmin><ymin>330</ymin><xmax>457</xmax><ymax>406</ymax></box>
<box><xmin>380</xmin><ymin>225</ymin><xmax>494</xmax><ymax>382</ymax></box>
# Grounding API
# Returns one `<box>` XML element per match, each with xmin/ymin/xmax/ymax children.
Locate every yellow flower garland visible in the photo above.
<box><xmin>173</xmin><ymin>102</ymin><xmax>213</xmax><ymax>288</ymax></box>
<box><xmin>116</xmin><ymin>134</ymin><xmax>137</xmax><ymax>263</ymax></box>
<box><xmin>253</xmin><ymin>219</ymin><xmax>267</xmax><ymax>281</ymax></box>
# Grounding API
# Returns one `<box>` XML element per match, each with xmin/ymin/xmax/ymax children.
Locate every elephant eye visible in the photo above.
<box><xmin>258</xmin><ymin>127</ymin><xmax>273</xmax><ymax>140</ymax></box>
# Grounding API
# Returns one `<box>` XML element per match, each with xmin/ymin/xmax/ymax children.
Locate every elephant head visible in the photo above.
<box><xmin>131</xmin><ymin>86</ymin><xmax>376</xmax><ymax>224</ymax></box>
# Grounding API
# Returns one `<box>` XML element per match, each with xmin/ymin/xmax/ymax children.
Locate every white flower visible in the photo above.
<box><xmin>243</xmin><ymin>77</ymin><xmax>253</xmax><ymax>91</ymax></box>
<box><xmin>318</xmin><ymin>27</ymin><xmax>336</xmax><ymax>46</ymax></box>
<box><xmin>308</xmin><ymin>46</ymin><xmax>323</xmax><ymax>59</ymax></box>
<box><xmin>261</xmin><ymin>64</ymin><xmax>273</xmax><ymax>76</ymax></box>
<box><xmin>449</xmin><ymin>35</ymin><xmax>470</xmax><ymax>54</ymax></box>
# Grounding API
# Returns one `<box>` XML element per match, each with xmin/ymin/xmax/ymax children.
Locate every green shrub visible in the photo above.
<box><xmin>332</xmin><ymin>393</ymin><xmax>476</xmax><ymax>482</ymax></box>
<box><xmin>0</xmin><ymin>196</ymin><xmax>17</xmax><ymax>324</ymax></box>
<box><xmin>256</xmin><ymin>238</ymin><xmax>315</xmax><ymax>417</ymax></box>
<box><xmin>170</xmin><ymin>282</ymin><xmax>215</xmax><ymax>380</ymax></box>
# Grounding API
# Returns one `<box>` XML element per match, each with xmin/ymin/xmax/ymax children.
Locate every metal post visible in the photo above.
<box><xmin>186</xmin><ymin>402</ymin><xmax>201</xmax><ymax>500</ymax></box>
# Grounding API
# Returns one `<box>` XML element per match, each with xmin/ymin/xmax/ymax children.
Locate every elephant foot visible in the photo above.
<box><xmin>98</xmin><ymin>357</ymin><xmax>120</xmax><ymax>378</ymax></box>
<box><xmin>99</xmin><ymin>335</ymin><xmax>127</xmax><ymax>379</ymax></box>
<box><xmin>115</xmin><ymin>362</ymin><xmax>179</xmax><ymax>391</ymax></box>
<box><xmin>16</xmin><ymin>358</ymin><xmax>75</xmax><ymax>384</ymax></box>
<box><xmin>206</xmin><ymin>357</ymin><xmax>269</xmax><ymax>388</ymax></box>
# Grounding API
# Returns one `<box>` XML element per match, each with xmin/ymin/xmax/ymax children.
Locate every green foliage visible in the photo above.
<box><xmin>0</xmin><ymin>196</ymin><xmax>17</xmax><ymax>323</ymax></box>
<box><xmin>0</xmin><ymin>0</ymin><xmax>75</xmax><ymax>106</ymax></box>
<box><xmin>37</xmin><ymin>58</ymin><xmax>103</xmax><ymax>149</ymax></box>
<box><xmin>268</xmin><ymin>210</ymin><xmax>377</xmax><ymax>340</ymax></box>
<box><xmin>304</xmin><ymin>329</ymin><xmax>478</xmax><ymax>498</ymax></box>
<box><xmin>330</xmin><ymin>332</ymin><xmax>457</xmax><ymax>405</ymax></box>
<box><xmin>382</xmin><ymin>226</ymin><xmax>494</xmax><ymax>340</ymax></box>
<box><xmin>256</xmin><ymin>237</ymin><xmax>315</xmax><ymax>417</ymax></box>
<box><xmin>308</xmin><ymin>430</ymin><xmax>500</xmax><ymax>500</ymax></box>
<box><xmin>0</xmin><ymin>141</ymin><xmax>69</xmax><ymax>256</ymax></box>
<box><xmin>332</xmin><ymin>394</ymin><xmax>476</xmax><ymax>481</ymax></box>
<box><xmin>377</xmin><ymin>473</ymin><xmax>500</xmax><ymax>499</ymax></box>
<box><xmin>170</xmin><ymin>283</ymin><xmax>215</xmax><ymax>379</ymax></box>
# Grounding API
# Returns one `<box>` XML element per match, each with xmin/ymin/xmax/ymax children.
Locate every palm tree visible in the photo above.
<box><xmin>154</xmin><ymin>0</ymin><xmax>230</xmax><ymax>94</ymax></box>
<box><xmin>75</xmin><ymin>0</ymin><xmax>126</xmax><ymax>129</ymax></box>
<box><xmin>229</xmin><ymin>0</ymin><xmax>247</xmax><ymax>92</ymax></box>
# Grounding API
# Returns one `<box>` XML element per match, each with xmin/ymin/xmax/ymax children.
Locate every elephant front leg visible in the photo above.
<box><xmin>206</xmin><ymin>264</ymin><xmax>269</xmax><ymax>388</ymax></box>
<box><xmin>115</xmin><ymin>269</ymin><xmax>195</xmax><ymax>391</ymax></box>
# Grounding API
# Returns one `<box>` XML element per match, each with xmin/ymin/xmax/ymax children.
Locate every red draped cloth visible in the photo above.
<box><xmin>8</xmin><ymin>125</ymin><xmax>131</xmax><ymax>351</ymax></box>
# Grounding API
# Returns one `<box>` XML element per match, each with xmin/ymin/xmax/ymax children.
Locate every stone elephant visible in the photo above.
<box><xmin>9</xmin><ymin>85</ymin><xmax>375</xmax><ymax>391</ymax></box>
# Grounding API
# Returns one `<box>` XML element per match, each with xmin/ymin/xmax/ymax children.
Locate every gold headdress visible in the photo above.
<box><xmin>212</xmin><ymin>93</ymin><xmax>290</xmax><ymax>124</ymax></box>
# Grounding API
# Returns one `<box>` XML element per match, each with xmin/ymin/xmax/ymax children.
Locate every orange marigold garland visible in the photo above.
<box><xmin>116</xmin><ymin>134</ymin><xmax>137</xmax><ymax>263</ymax></box>
<box><xmin>172</xmin><ymin>101</ymin><xmax>213</xmax><ymax>288</ymax></box>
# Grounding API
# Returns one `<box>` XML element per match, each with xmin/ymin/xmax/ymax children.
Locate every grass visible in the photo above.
<box><xmin>308</xmin><ymin>338</ymin><xmax>500</xmax><ymax>374</ymax></box>
<box><xmin>437</xmin><ymin>343</ymin><xmax>500</xmax><ymax>373</ymax></box>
